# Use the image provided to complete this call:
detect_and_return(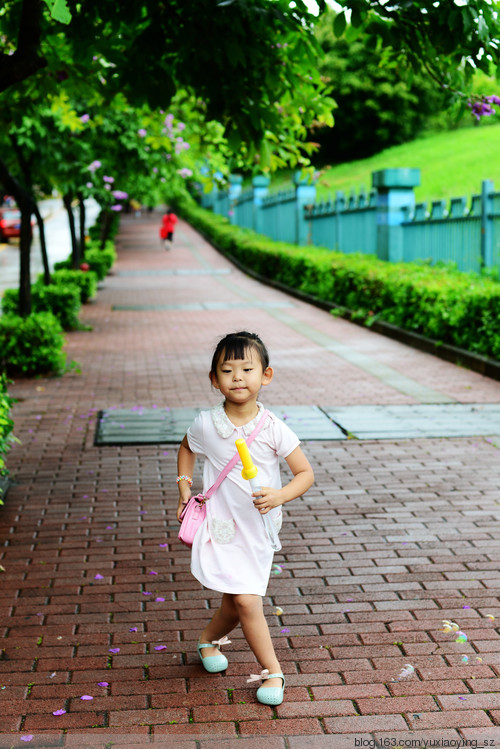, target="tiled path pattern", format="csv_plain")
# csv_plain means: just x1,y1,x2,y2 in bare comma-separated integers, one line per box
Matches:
1,212,500,747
